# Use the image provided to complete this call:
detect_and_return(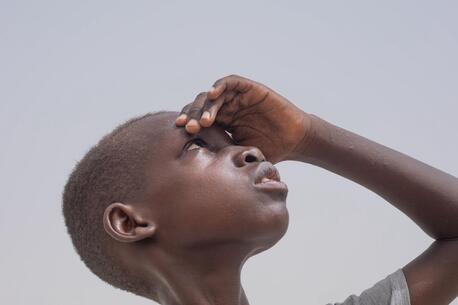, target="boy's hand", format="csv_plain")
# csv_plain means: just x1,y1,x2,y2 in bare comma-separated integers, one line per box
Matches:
175,75,313,163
